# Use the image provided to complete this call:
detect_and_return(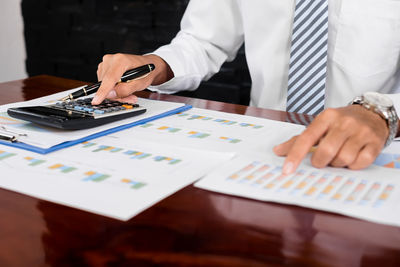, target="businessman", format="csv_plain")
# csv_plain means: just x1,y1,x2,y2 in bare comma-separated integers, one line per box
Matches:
91,0,400,174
